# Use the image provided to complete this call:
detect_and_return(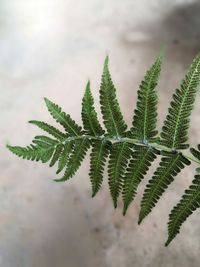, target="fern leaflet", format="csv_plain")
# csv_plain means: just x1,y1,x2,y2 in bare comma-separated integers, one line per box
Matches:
29,120,67,141
49,144,63,167
160,54,200,150
100,56,127,137
108,142,132,208
56,141,74,174
130,51,162,142
82,81,104,136
139,152,190,224
55,138,90,182
123,146,157,215
7,138,57,163
90,140,110,197
166,173,200,246
44,98,82,136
